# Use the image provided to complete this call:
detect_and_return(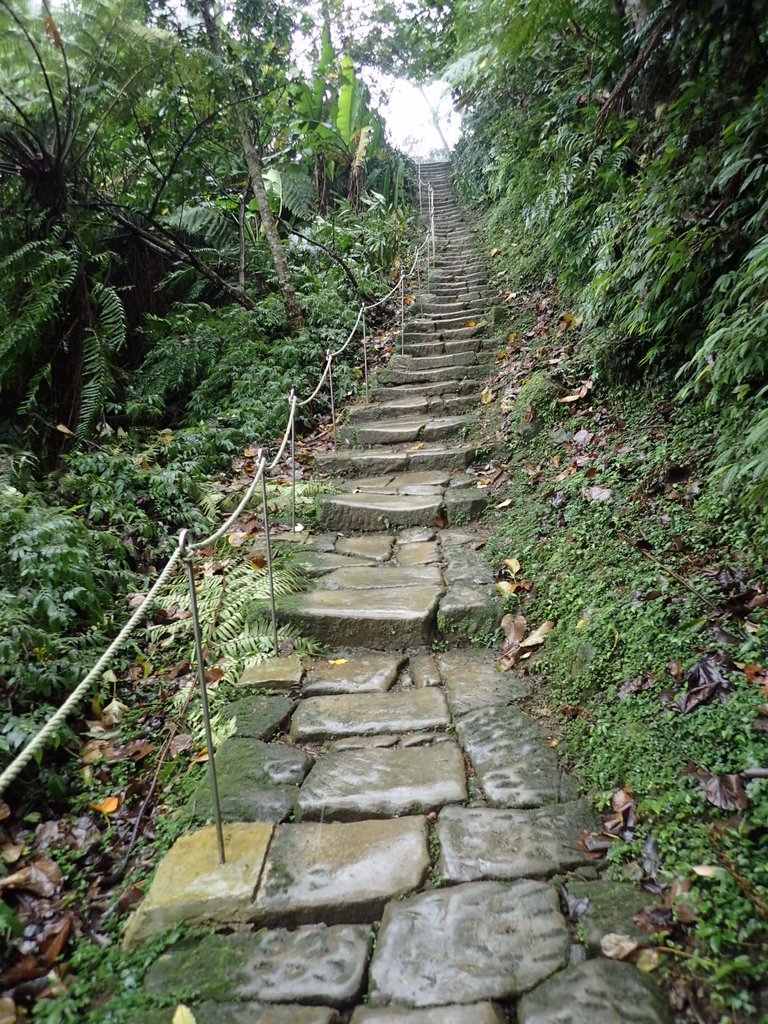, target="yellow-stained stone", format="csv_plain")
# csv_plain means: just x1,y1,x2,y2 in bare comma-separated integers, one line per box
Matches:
123,823,273,949
238,653,305,689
